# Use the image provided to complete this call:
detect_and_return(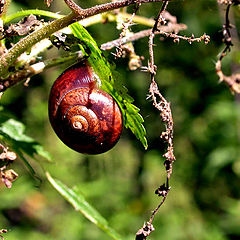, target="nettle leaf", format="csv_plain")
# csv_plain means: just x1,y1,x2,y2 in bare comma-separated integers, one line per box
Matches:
0,116,52,164
46,172,123,240
70,22,148,149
